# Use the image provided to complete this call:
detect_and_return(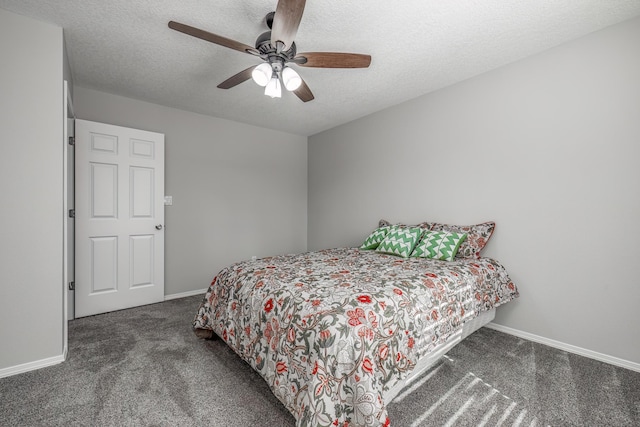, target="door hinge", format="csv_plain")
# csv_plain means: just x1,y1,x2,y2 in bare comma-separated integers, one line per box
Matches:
68,136,75,146
68,281,75,291
68,209,75,218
